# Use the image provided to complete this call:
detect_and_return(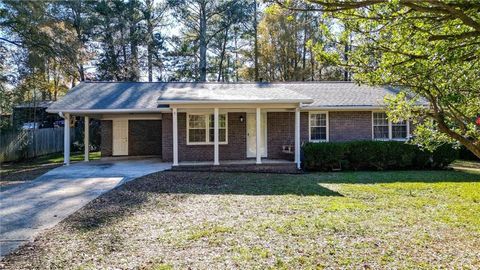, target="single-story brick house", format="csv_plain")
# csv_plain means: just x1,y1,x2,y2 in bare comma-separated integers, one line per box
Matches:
47,81,415,169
